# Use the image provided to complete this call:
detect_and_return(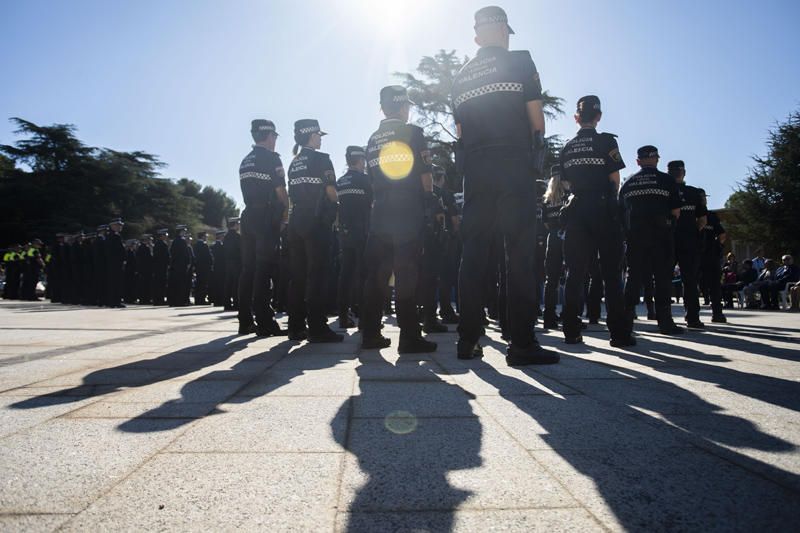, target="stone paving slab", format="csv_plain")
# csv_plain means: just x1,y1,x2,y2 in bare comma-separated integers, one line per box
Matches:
0,301,798,531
